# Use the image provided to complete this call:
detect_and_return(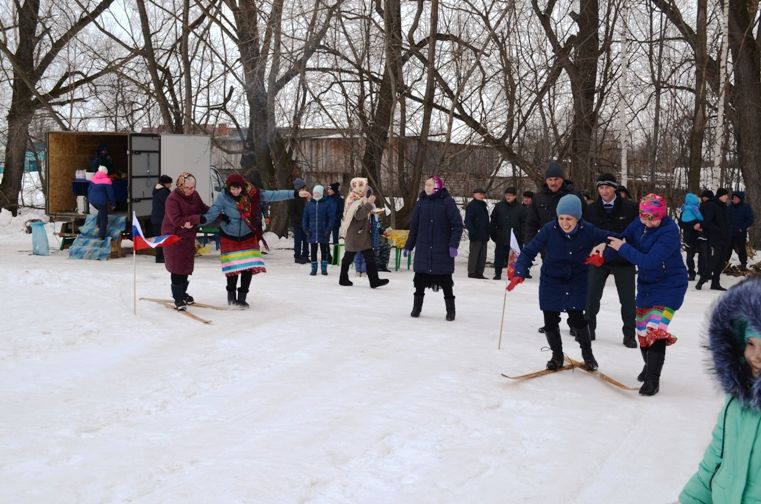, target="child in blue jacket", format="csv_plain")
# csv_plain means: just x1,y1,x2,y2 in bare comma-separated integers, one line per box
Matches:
508,194,611,371
302,185,335,275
